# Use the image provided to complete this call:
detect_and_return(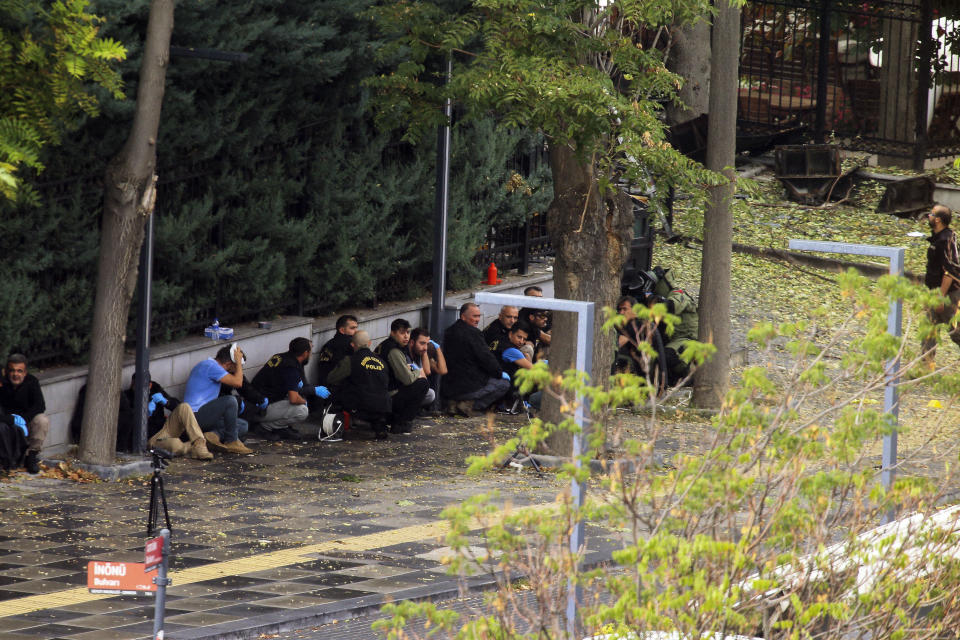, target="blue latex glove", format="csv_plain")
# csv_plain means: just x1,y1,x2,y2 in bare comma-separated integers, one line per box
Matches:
257,397,269,411
541,359,549,365
148,401,156,416
409,362,421,371
11,414,27,437
501,371,511,381
428,339,440,350
239,400,246,414
314,386,330,399
297,380,303,390
151,392,166,405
